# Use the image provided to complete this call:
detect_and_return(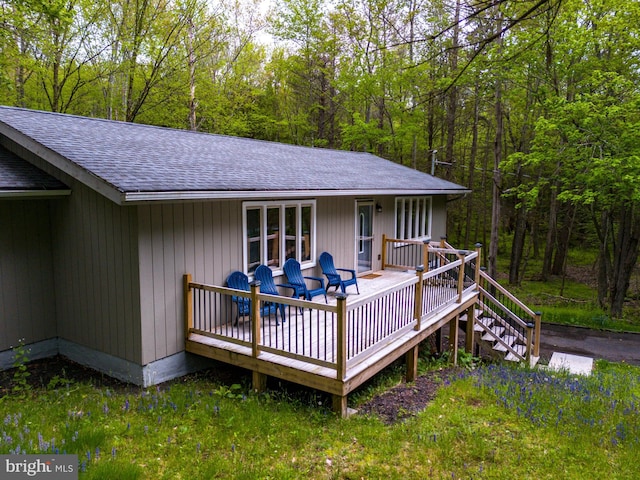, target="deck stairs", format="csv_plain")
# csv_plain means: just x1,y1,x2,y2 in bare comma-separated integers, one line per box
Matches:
459,271,540,367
